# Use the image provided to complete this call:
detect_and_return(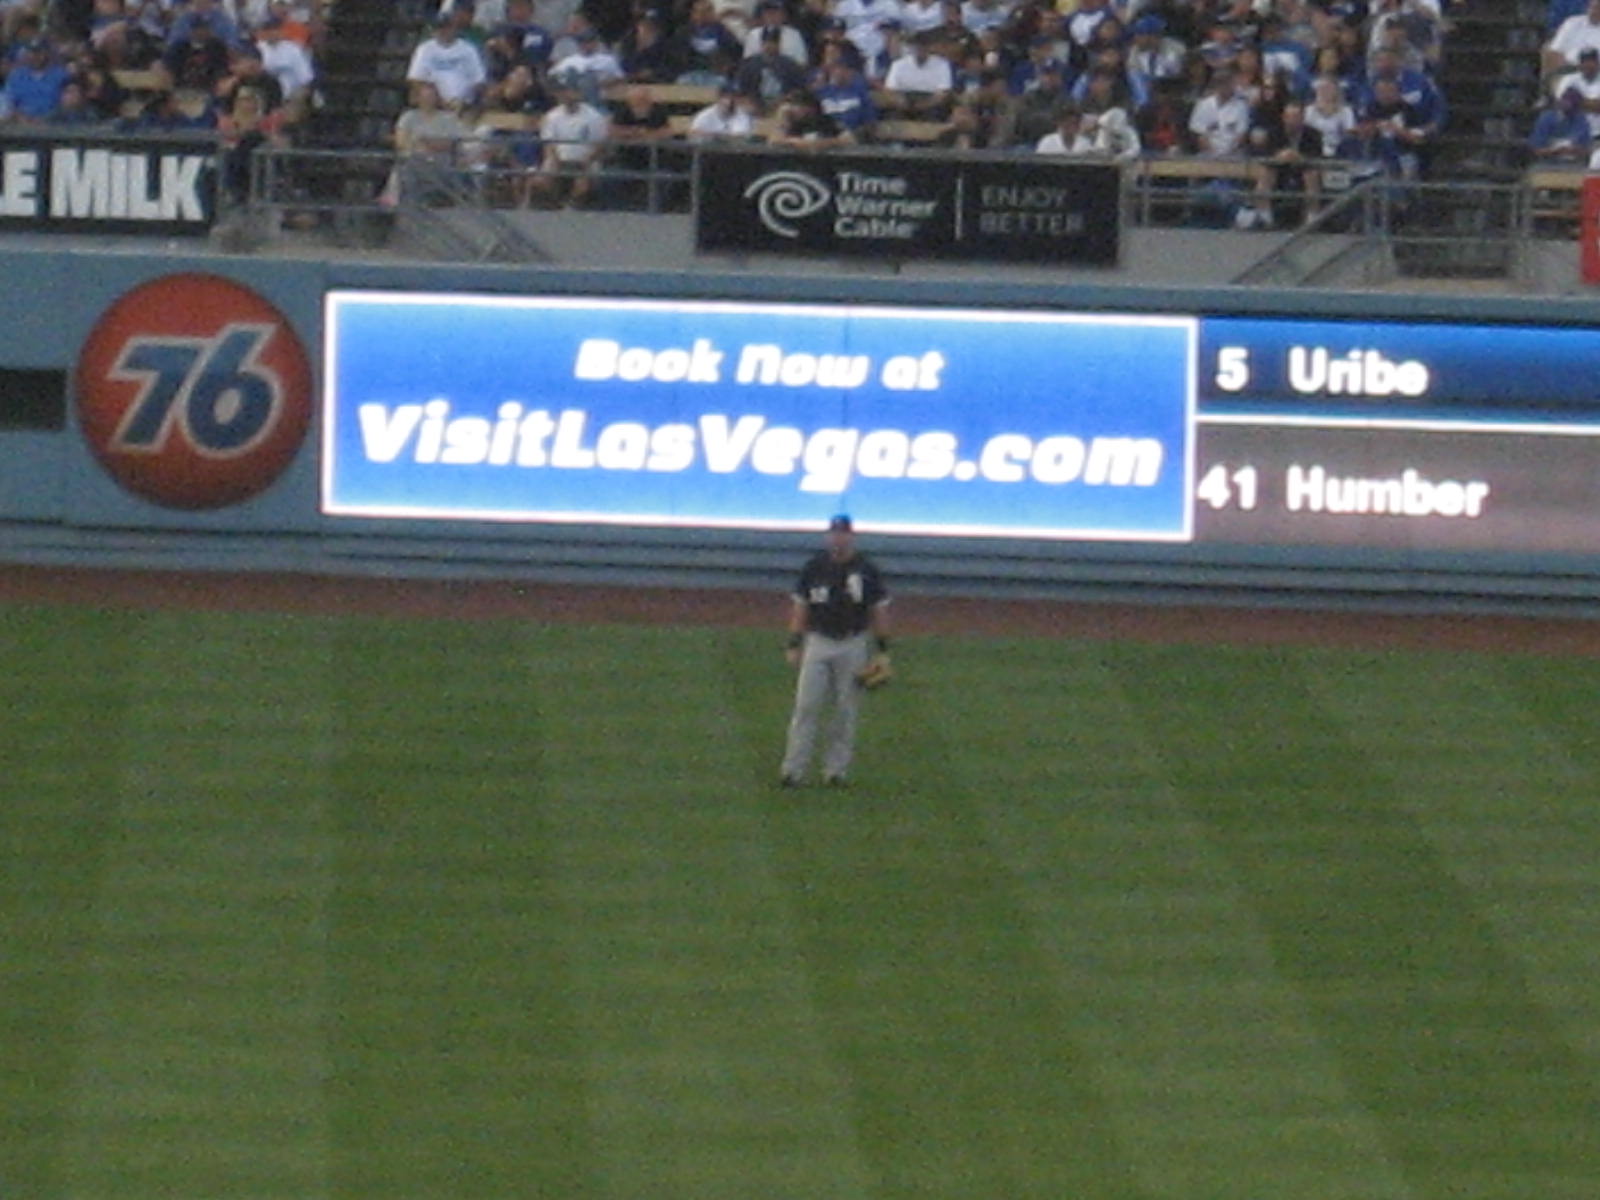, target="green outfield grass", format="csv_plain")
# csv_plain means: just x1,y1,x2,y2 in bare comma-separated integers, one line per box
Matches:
3,602,1599,1200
